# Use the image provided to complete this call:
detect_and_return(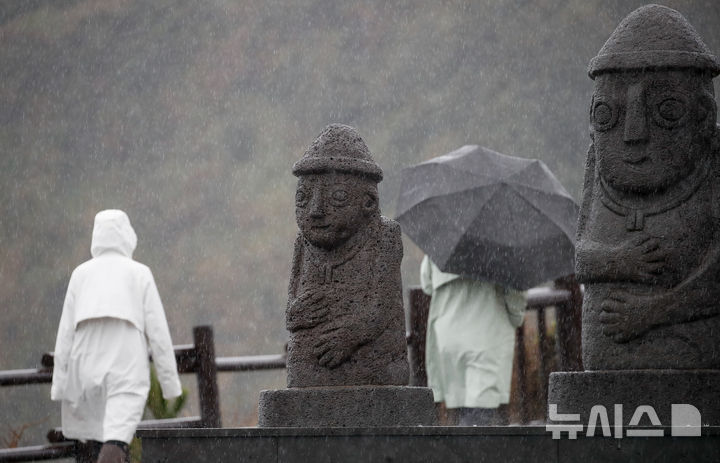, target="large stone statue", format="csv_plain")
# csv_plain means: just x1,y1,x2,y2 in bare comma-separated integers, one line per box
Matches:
576,4,720,370
286,123,409,386
549,4,720,427
258,124,434,427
